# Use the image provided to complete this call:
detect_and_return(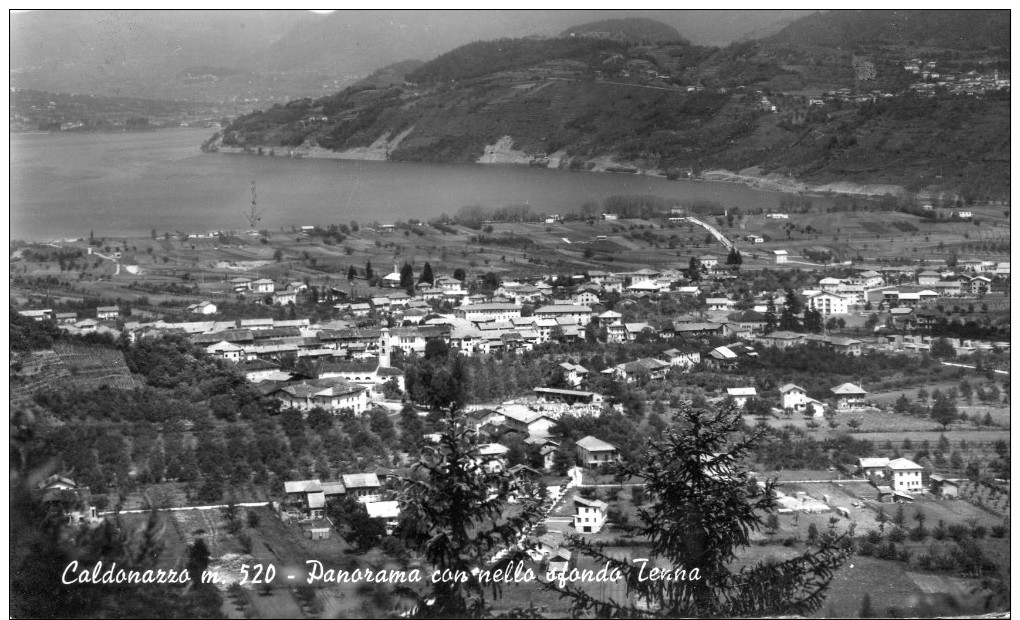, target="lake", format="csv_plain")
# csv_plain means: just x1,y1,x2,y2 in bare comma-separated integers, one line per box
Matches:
12,128,819,241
